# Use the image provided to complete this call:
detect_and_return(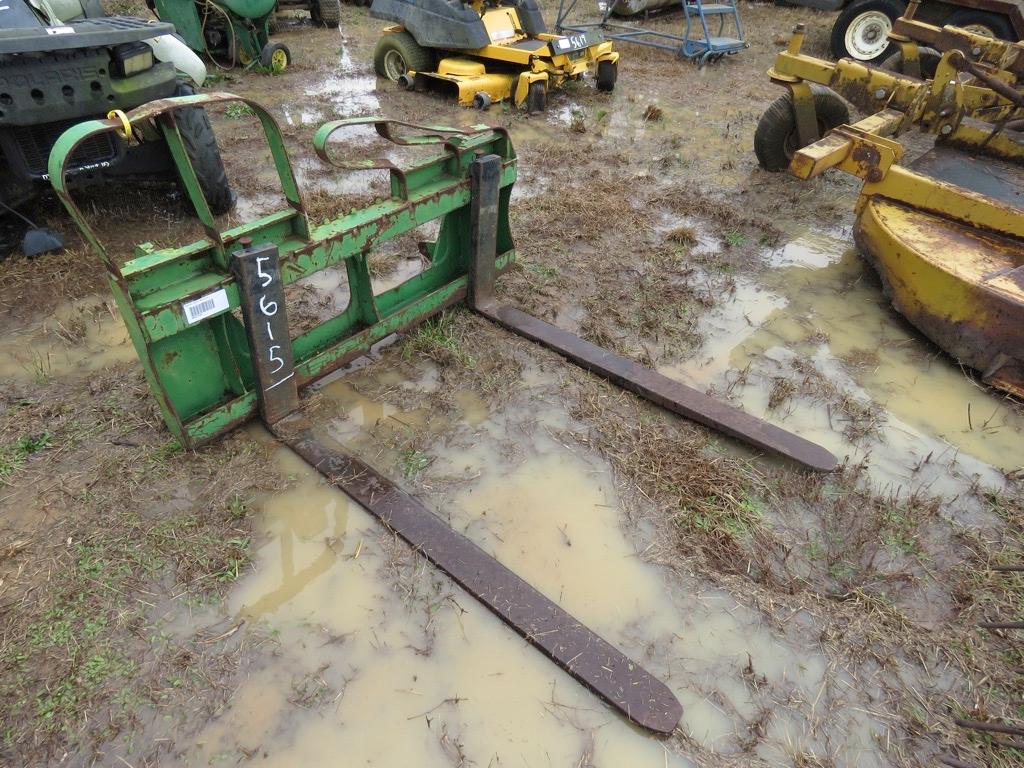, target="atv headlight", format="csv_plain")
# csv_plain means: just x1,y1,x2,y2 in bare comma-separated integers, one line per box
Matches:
112,42,155,77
